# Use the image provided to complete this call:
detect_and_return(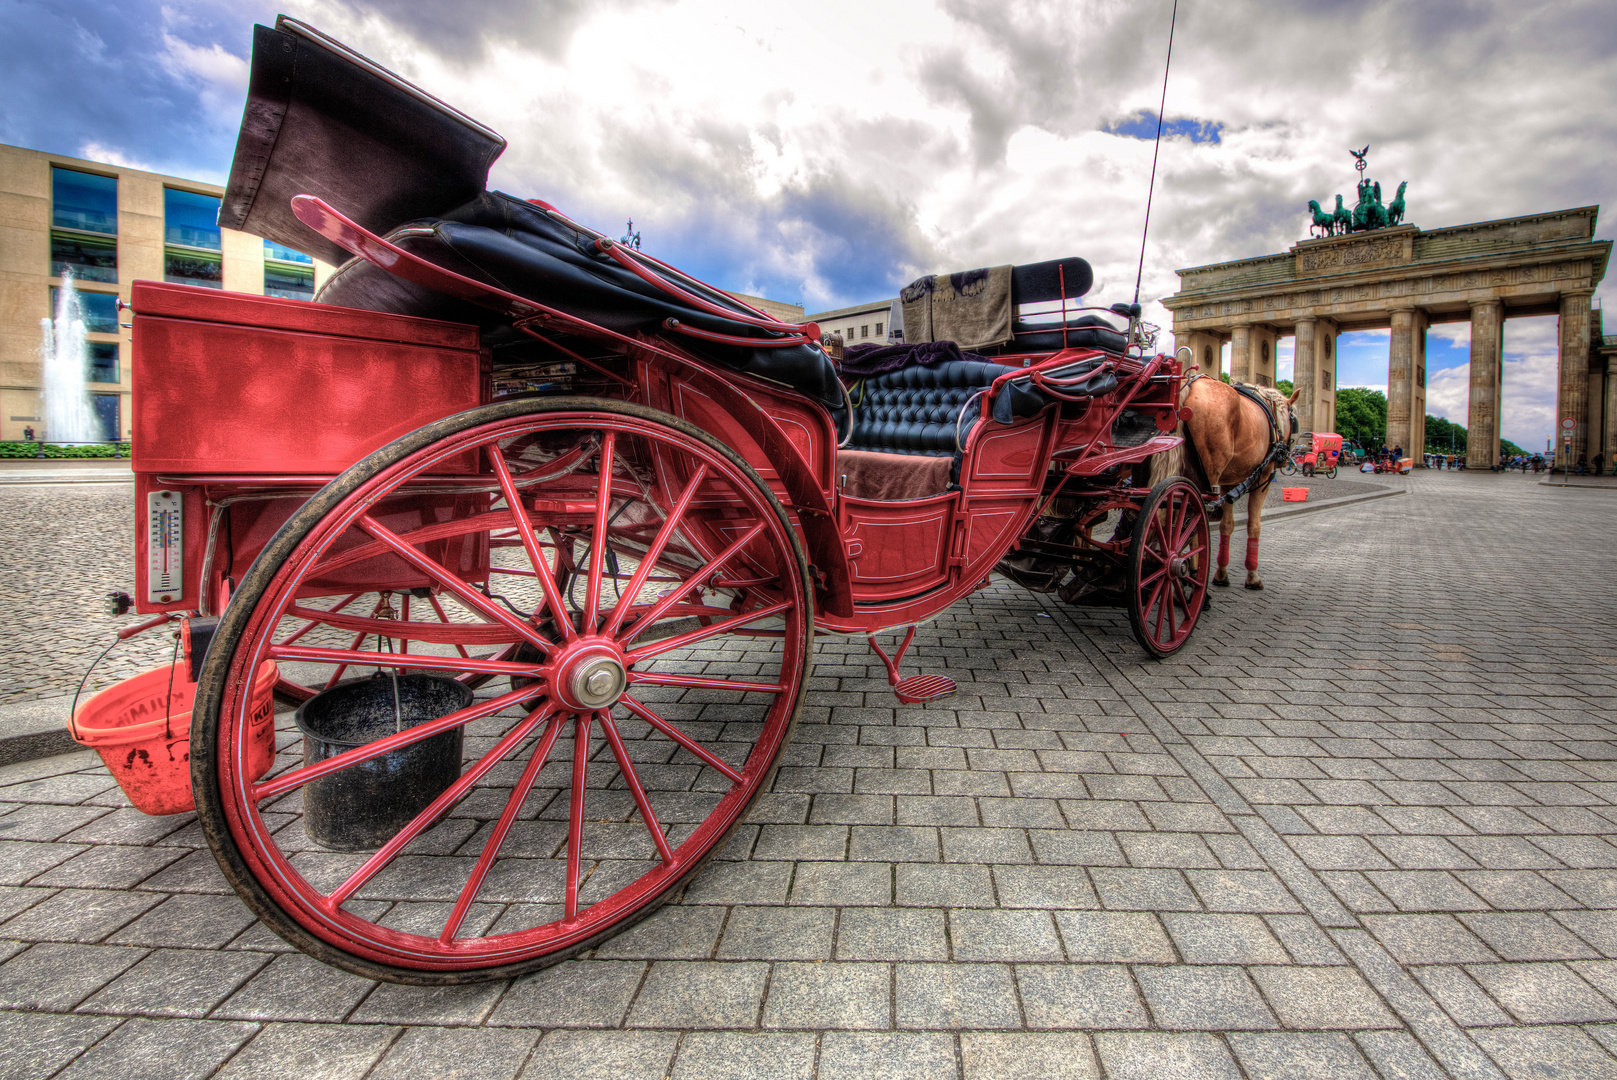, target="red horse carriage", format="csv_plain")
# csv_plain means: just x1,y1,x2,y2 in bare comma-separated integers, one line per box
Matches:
116,19,1210,982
